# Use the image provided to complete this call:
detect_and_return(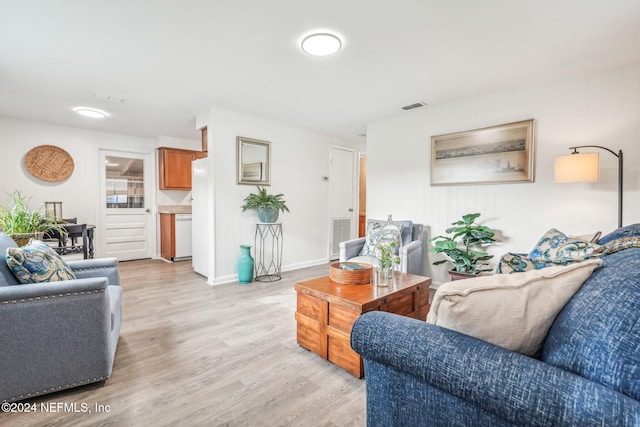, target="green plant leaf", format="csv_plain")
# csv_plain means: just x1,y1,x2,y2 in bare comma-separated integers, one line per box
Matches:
0,191,63,235
462,213,481,224
240,186,290,214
